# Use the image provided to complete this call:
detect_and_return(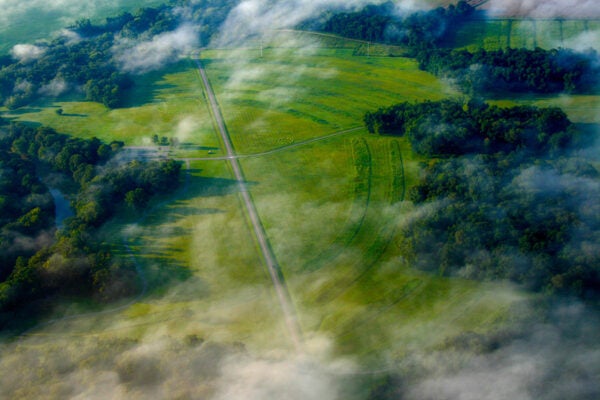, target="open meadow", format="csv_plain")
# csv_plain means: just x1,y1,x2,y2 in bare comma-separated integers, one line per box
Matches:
3,27,593,396
199,38,534,362
452,18,600,50
2,60,221,151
